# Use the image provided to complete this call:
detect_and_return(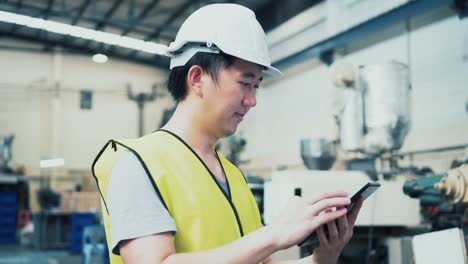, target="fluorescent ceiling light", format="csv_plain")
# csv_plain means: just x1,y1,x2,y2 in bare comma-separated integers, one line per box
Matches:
40,158,65,168
0,10,171,56
92,53,108,63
